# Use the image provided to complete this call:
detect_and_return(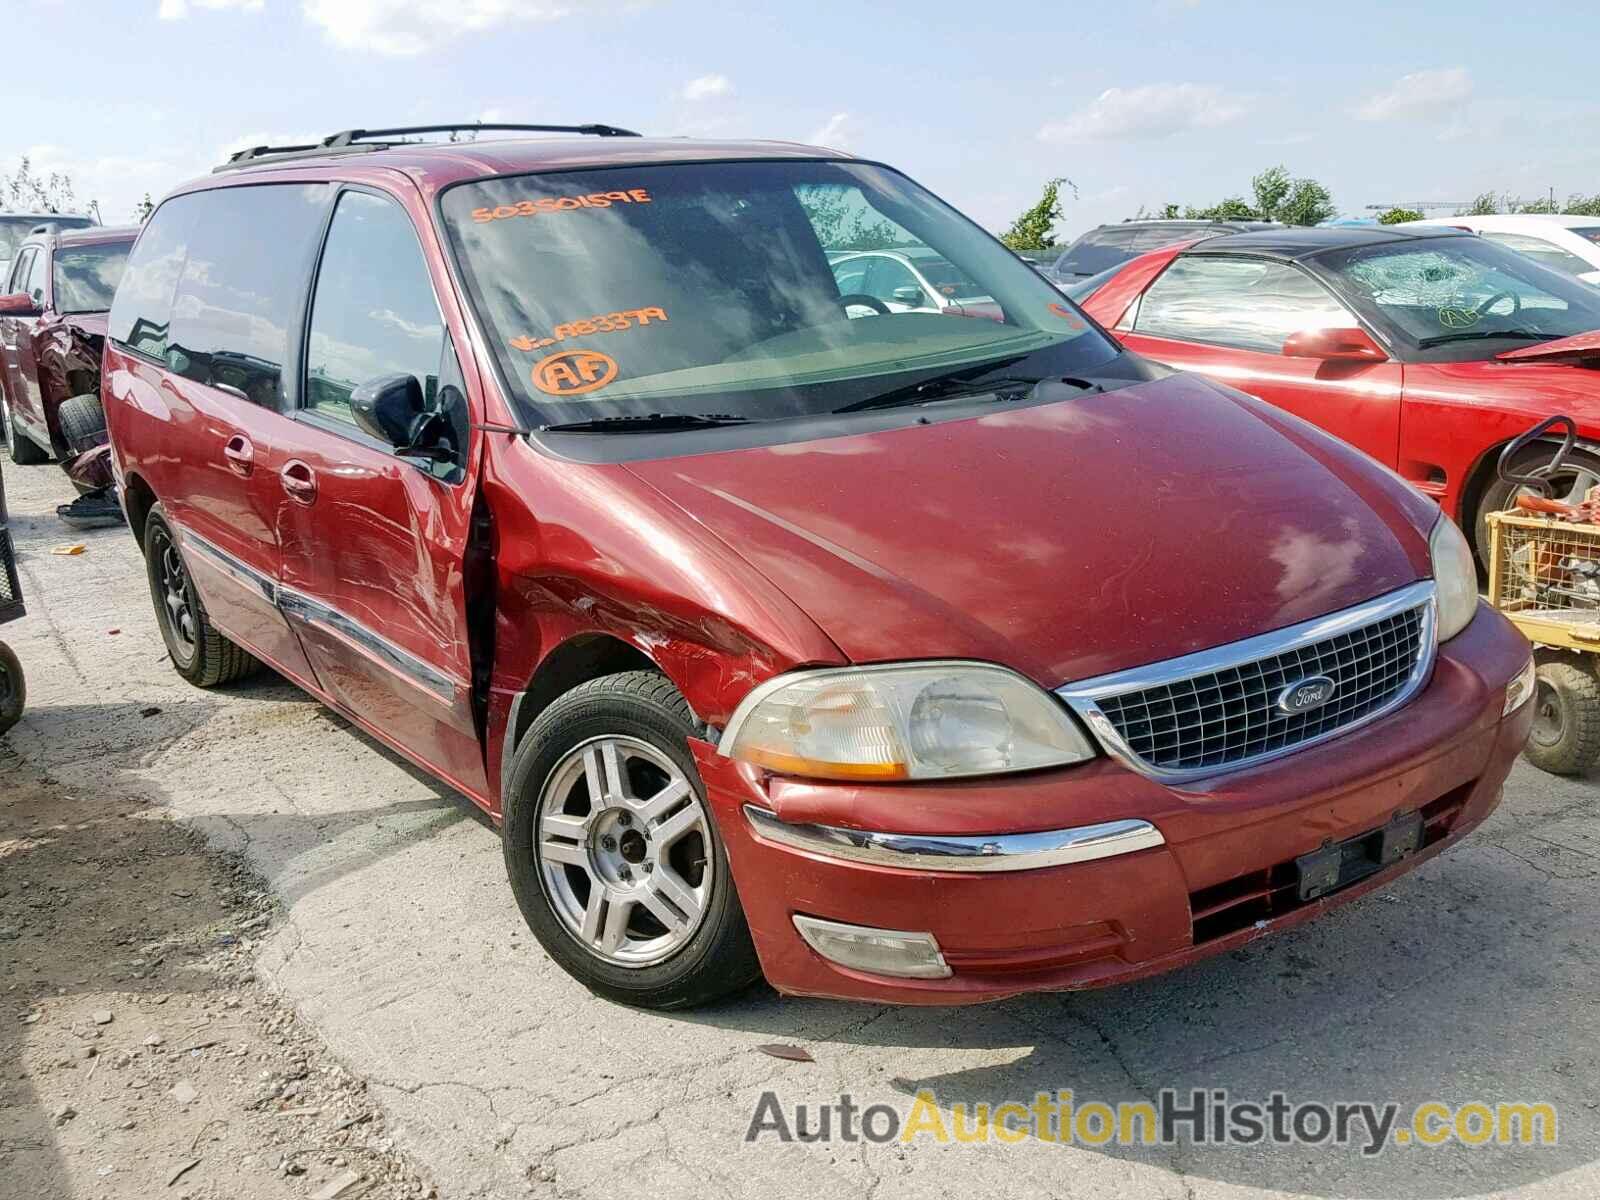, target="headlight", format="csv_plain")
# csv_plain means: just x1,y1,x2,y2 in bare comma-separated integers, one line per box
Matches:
1430,515,1479,642
719,662,1096,781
